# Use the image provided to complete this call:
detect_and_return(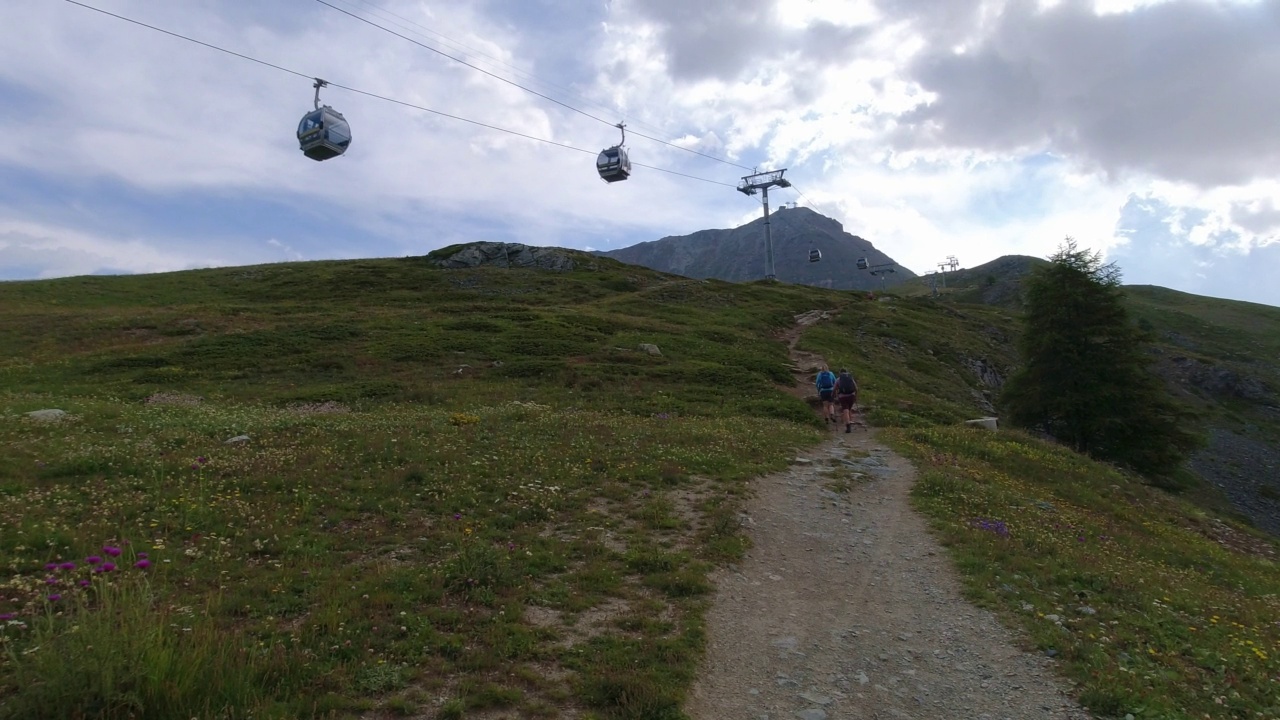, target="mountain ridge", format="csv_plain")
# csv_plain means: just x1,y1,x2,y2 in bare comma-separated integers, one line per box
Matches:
600,206,917,290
